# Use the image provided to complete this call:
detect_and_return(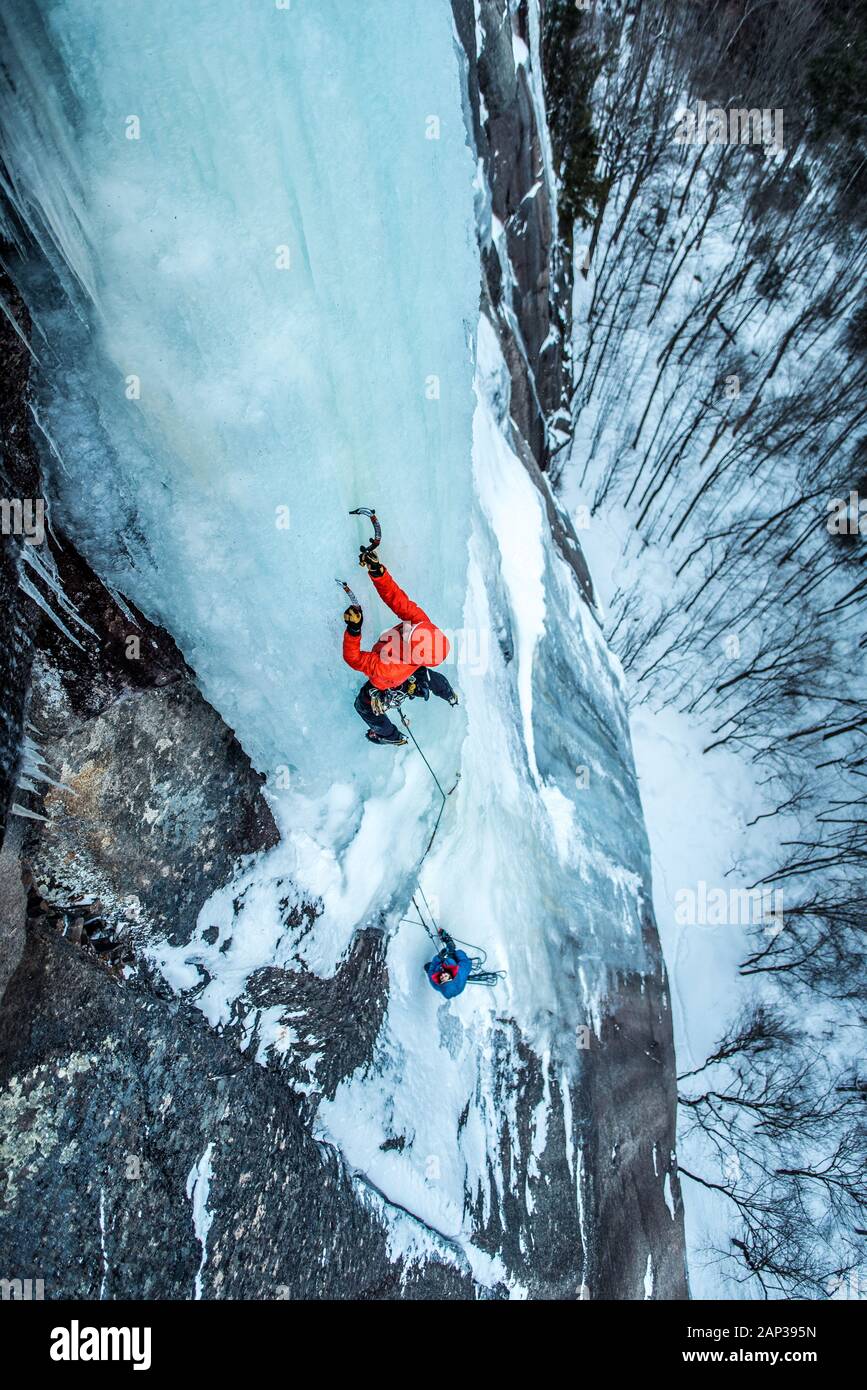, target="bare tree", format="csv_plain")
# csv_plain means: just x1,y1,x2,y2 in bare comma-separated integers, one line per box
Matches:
678,1005,867,1297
